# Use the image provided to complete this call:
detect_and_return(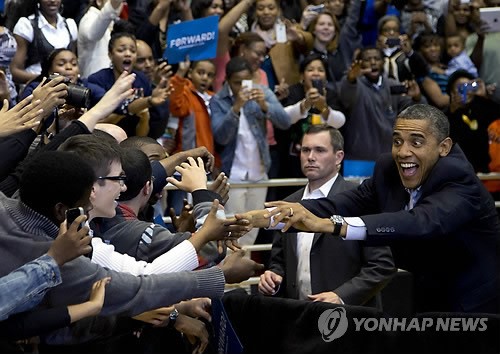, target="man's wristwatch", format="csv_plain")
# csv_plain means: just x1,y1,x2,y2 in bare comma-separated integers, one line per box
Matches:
167,308,179,329
330,215,344,236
